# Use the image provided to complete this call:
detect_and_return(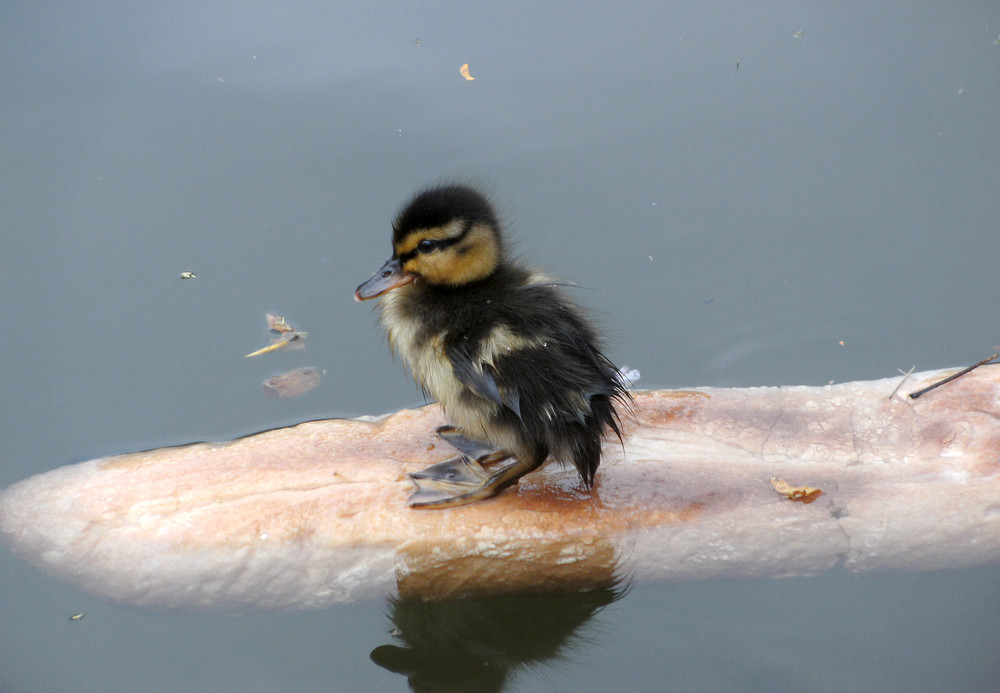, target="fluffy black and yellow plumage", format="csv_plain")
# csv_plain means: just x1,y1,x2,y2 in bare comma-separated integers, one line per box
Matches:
355,184,631,508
